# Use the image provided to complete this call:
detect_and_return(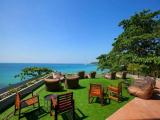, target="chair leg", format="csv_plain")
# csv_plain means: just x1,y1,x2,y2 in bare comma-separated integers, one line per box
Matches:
73,109,75,120
50,104,52,116
88,96,91,103
73,102,75,120
119,94,122,102
54,110,58,120
14,107,17,115
14,110,16,115
18,108,21,120
37,96,40,111
38,100,40,109
108,98,111,104
89,96,94,104
100,97,104,105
